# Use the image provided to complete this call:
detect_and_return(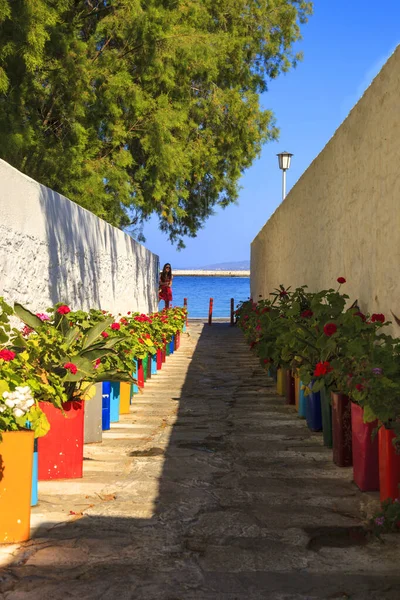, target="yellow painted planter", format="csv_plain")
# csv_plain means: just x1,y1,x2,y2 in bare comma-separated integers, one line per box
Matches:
119,382,131,415
276,368,285,396
0,430,34,543
294,375,300,410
